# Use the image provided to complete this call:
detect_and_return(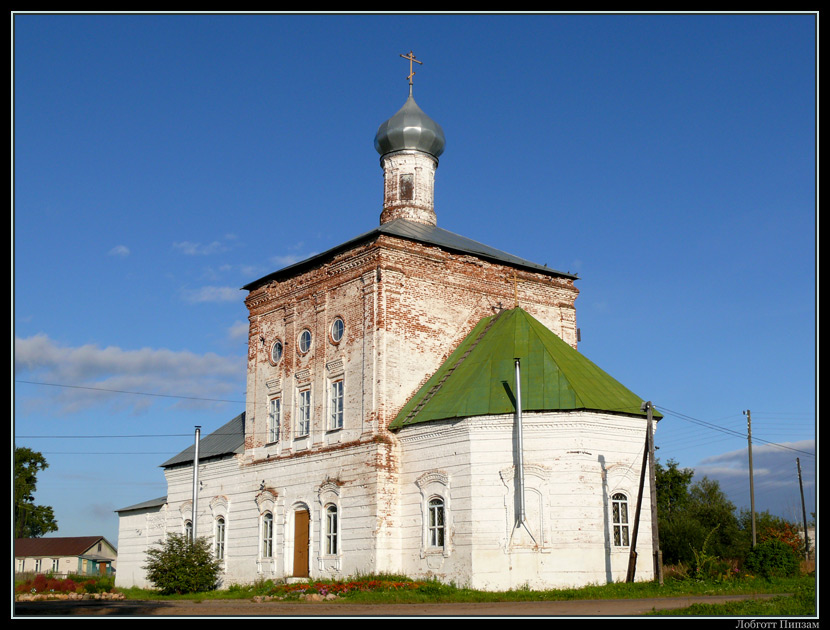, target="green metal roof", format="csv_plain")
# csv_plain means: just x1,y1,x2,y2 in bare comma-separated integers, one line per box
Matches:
390,307,660,429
